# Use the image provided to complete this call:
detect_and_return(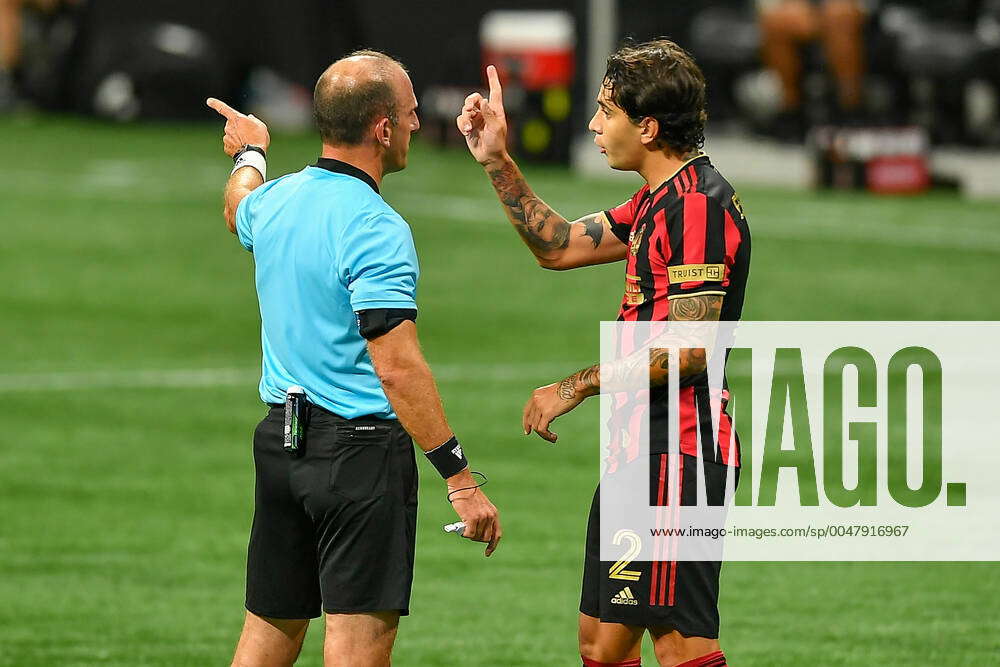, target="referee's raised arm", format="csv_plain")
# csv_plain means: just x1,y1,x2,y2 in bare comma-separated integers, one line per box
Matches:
206,97,270,233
